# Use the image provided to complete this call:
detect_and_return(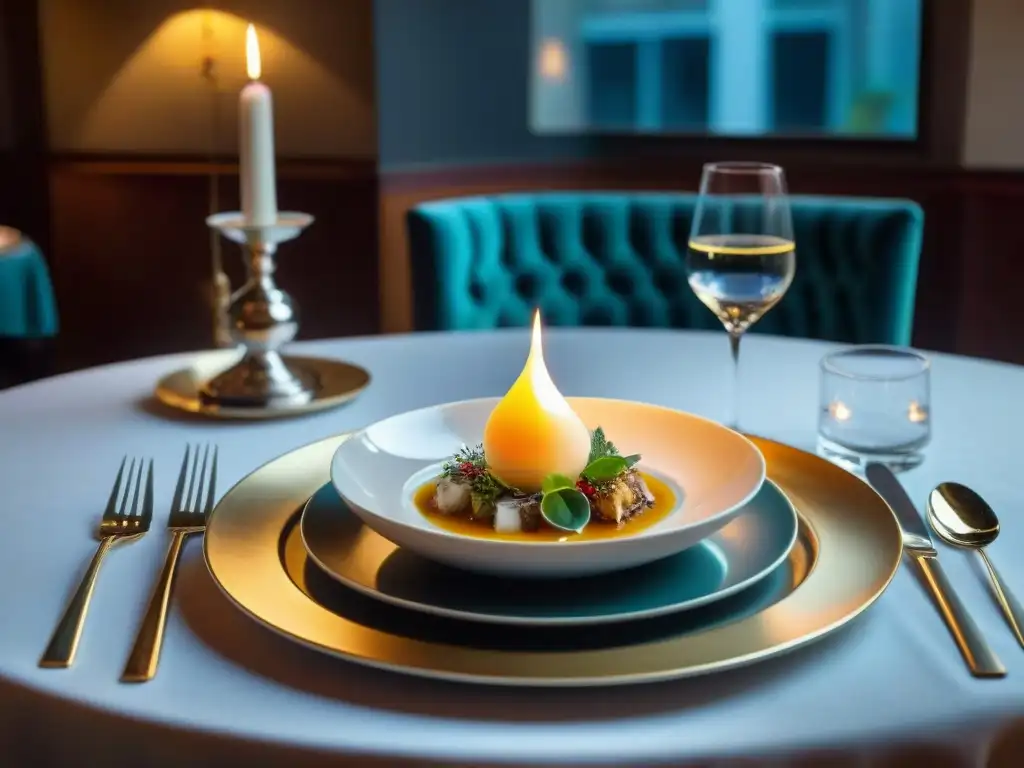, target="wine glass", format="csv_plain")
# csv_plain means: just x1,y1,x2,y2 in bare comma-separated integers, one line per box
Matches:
686,162,796,430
